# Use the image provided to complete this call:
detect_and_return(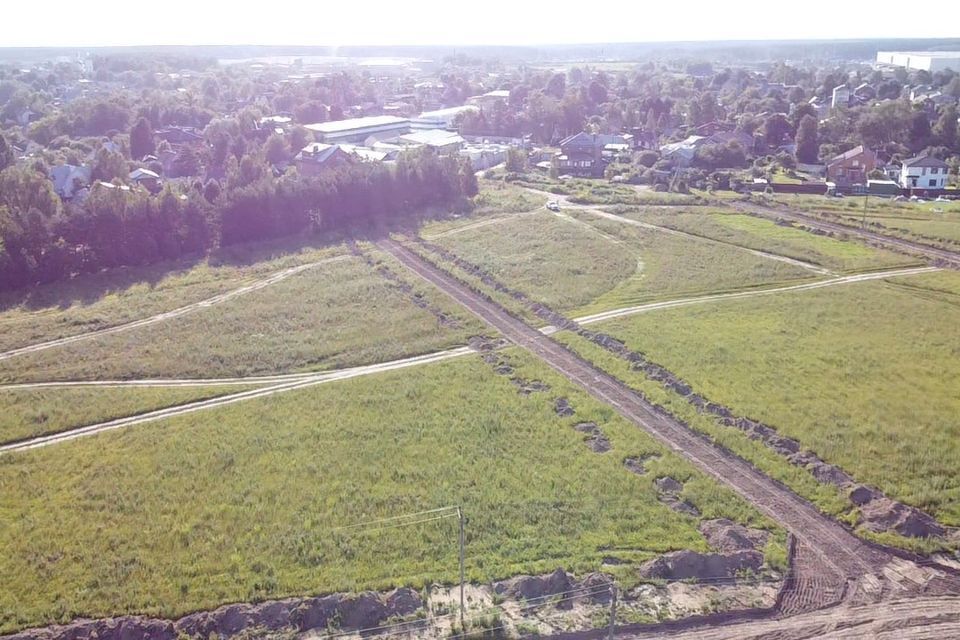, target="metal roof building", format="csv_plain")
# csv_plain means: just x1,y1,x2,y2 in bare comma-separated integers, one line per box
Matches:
305,116,411,143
